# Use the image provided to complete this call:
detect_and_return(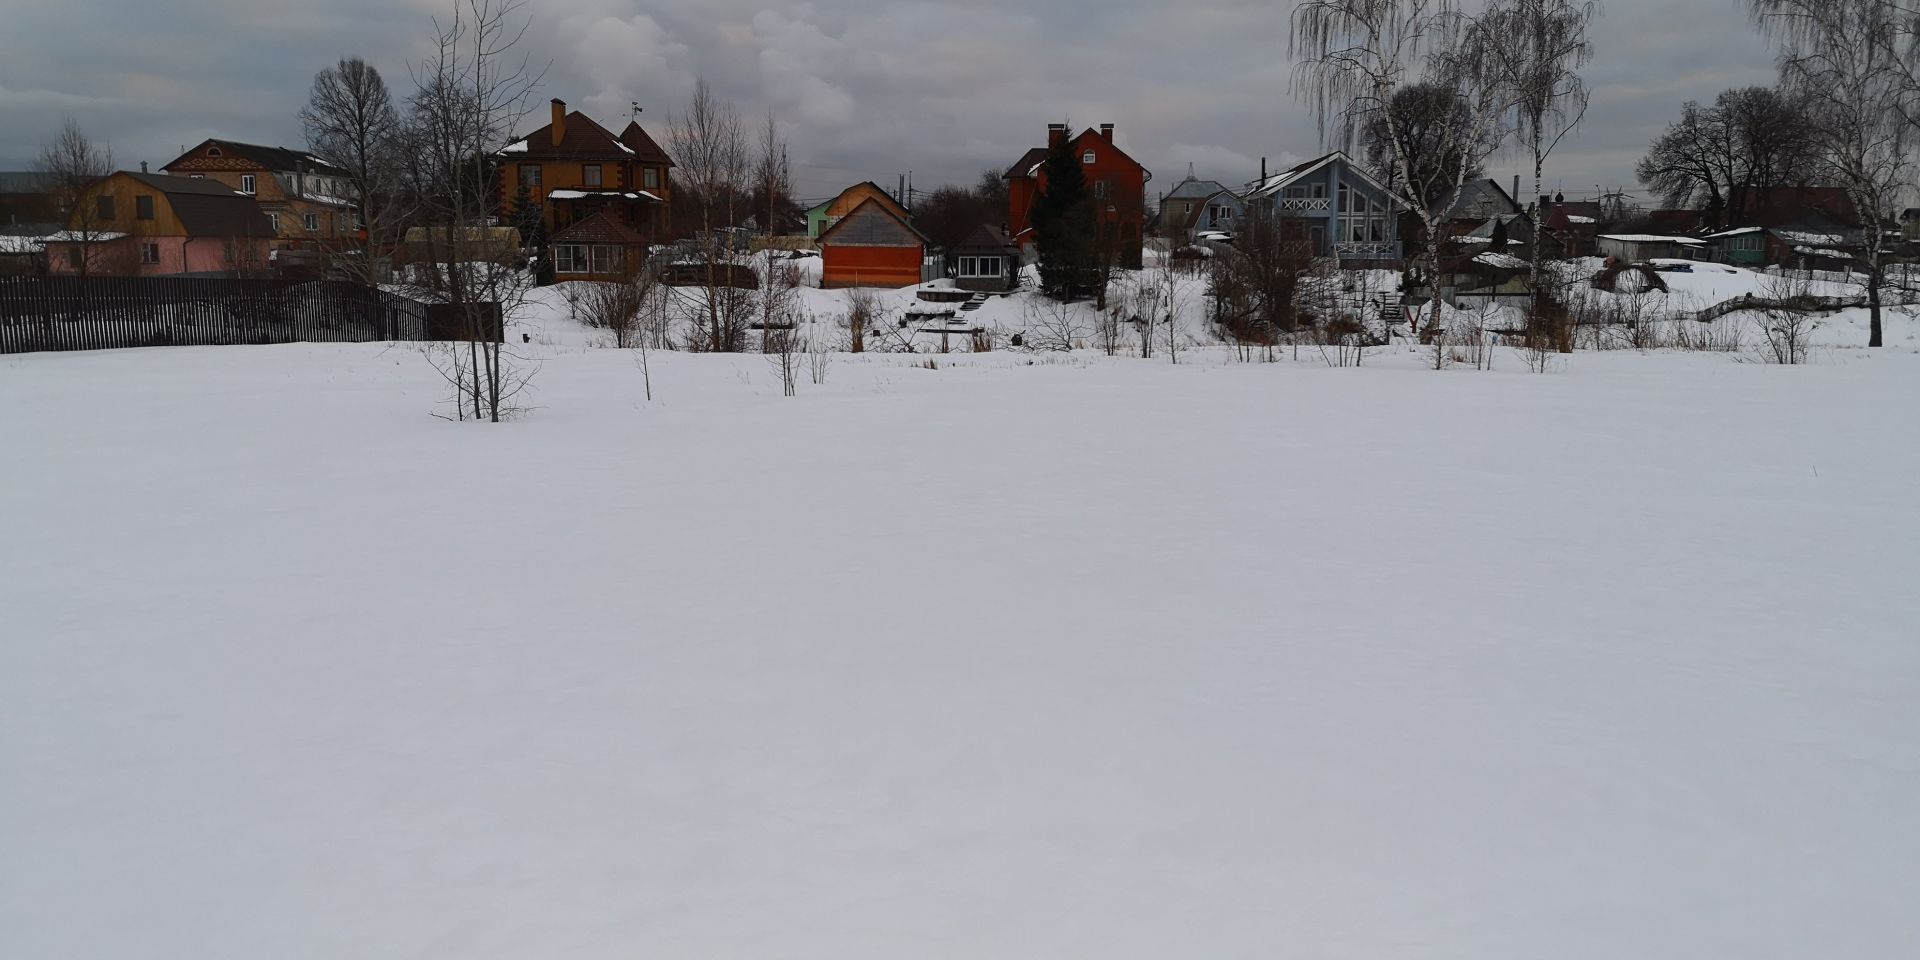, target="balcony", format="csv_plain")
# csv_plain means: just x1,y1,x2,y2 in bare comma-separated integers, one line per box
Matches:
1333,240,1401,260
1276,196,1331,212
